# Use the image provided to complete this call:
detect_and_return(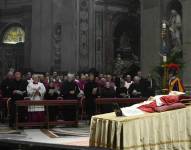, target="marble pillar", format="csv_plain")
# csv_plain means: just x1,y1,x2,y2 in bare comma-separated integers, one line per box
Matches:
182,0,191,86
31,0,52,72
141,0,161,76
